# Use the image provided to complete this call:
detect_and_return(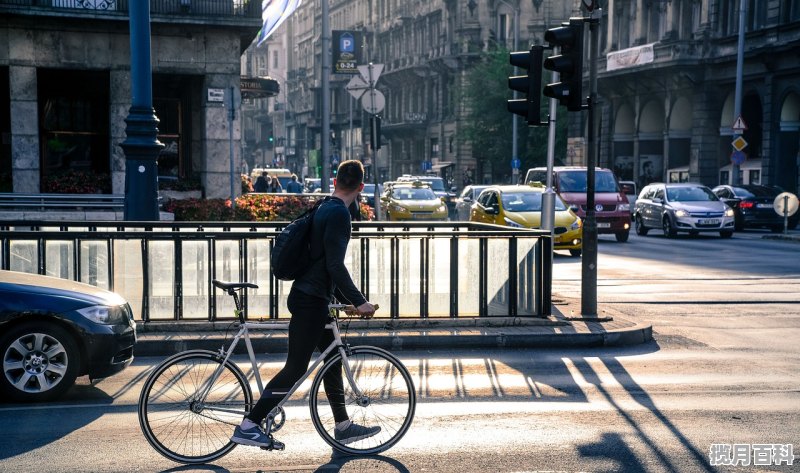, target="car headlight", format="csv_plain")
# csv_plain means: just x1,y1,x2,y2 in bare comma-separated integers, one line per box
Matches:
569,204,580,213
570,218,582,231
618,203,630,212
390,203,405,213
725,208,735,217
437,204,447,212
674,209,689,217
504,217,524,228
77,305,128,325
